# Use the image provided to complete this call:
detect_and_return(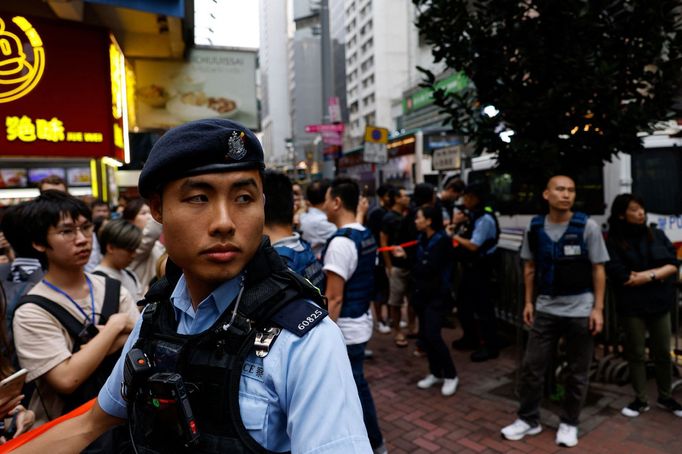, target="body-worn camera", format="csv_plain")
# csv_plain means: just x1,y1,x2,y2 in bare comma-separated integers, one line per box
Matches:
147,372,200,446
